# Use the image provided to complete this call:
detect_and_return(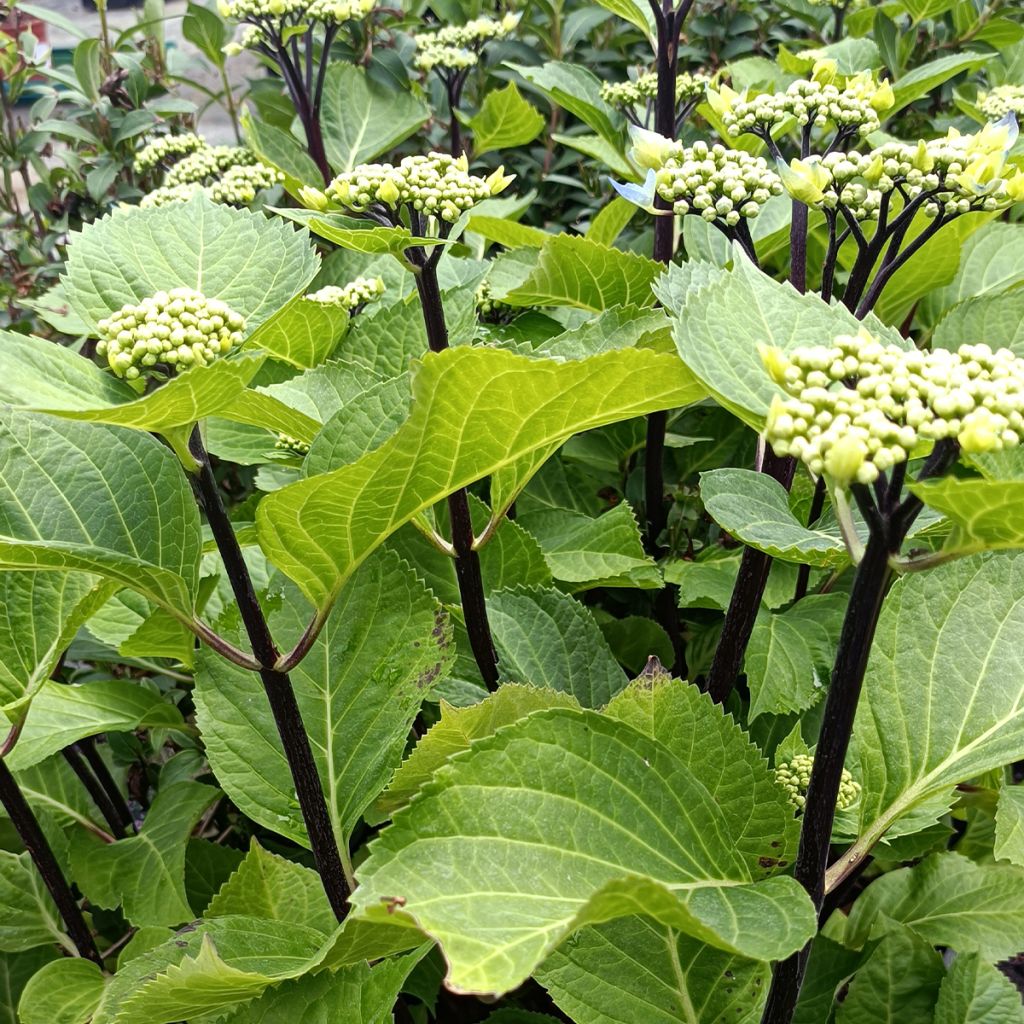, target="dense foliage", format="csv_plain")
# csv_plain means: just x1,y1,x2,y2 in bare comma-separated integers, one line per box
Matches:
3,0,1024,1021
